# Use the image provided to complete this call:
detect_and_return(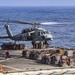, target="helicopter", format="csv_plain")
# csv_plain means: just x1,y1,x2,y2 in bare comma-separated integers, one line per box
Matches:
0,20,53,46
